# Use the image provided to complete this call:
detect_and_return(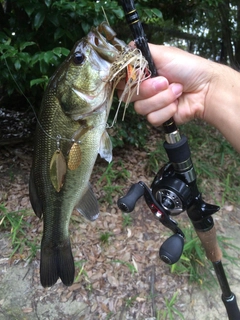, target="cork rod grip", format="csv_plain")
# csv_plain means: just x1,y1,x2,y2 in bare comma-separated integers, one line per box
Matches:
195,226,222,262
